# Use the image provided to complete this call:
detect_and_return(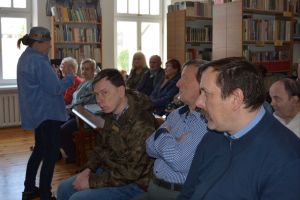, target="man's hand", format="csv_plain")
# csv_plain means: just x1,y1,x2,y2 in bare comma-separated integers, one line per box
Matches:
176,132,189,142
72,168,91,191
